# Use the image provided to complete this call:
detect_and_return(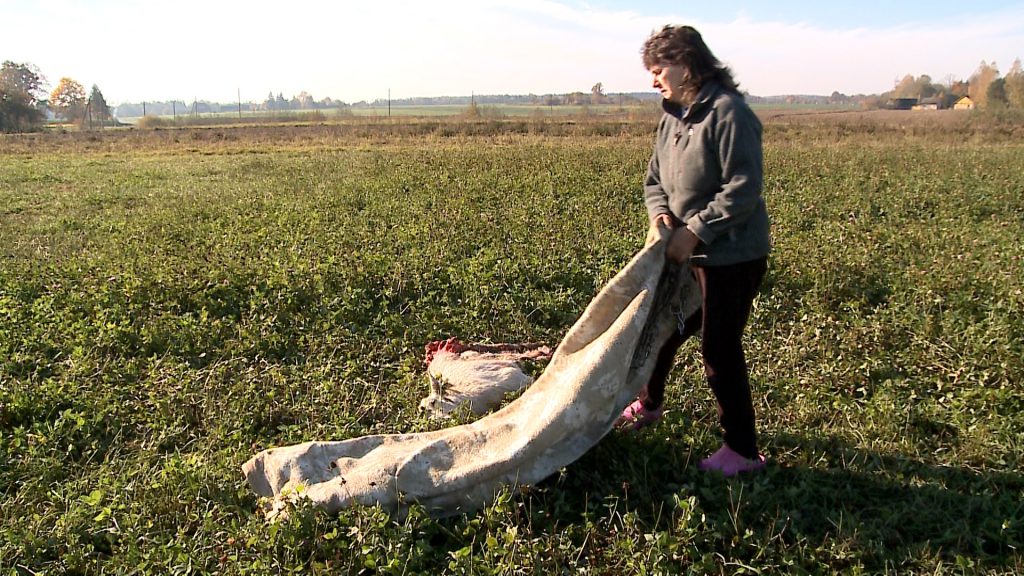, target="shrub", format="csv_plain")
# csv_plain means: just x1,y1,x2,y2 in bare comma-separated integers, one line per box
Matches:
135,115,173,129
